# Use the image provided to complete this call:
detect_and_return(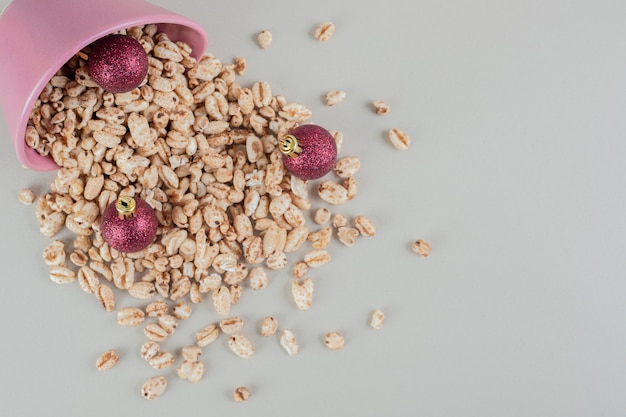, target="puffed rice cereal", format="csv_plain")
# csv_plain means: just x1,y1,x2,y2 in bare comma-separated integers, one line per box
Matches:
314,22,335,41
19,20,399,400
257,30,273,49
